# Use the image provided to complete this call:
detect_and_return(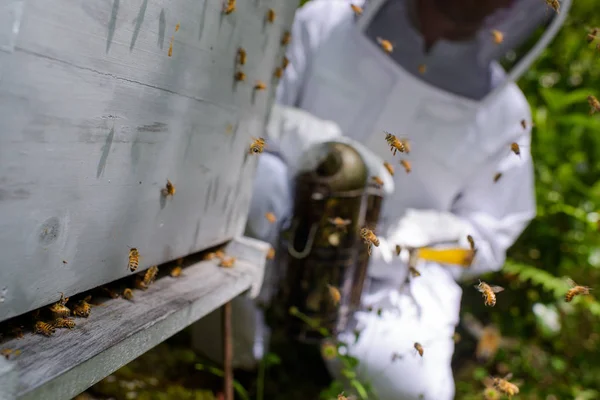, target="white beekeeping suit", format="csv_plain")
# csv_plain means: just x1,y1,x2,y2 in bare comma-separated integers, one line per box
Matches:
244,0,571,399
